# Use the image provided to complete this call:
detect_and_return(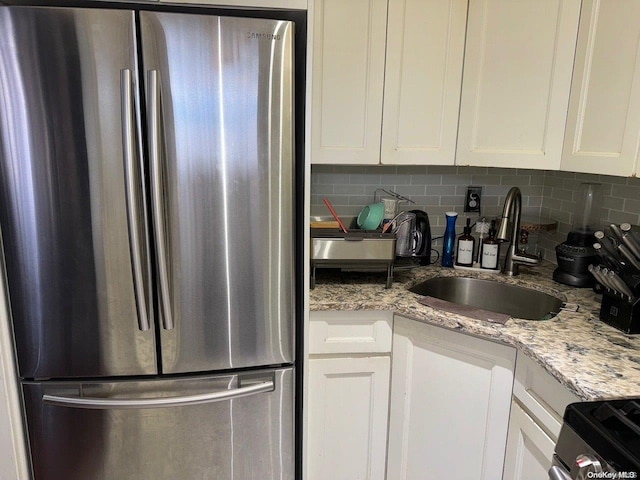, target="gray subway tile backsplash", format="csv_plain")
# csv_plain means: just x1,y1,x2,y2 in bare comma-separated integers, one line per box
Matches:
311,165,640,263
